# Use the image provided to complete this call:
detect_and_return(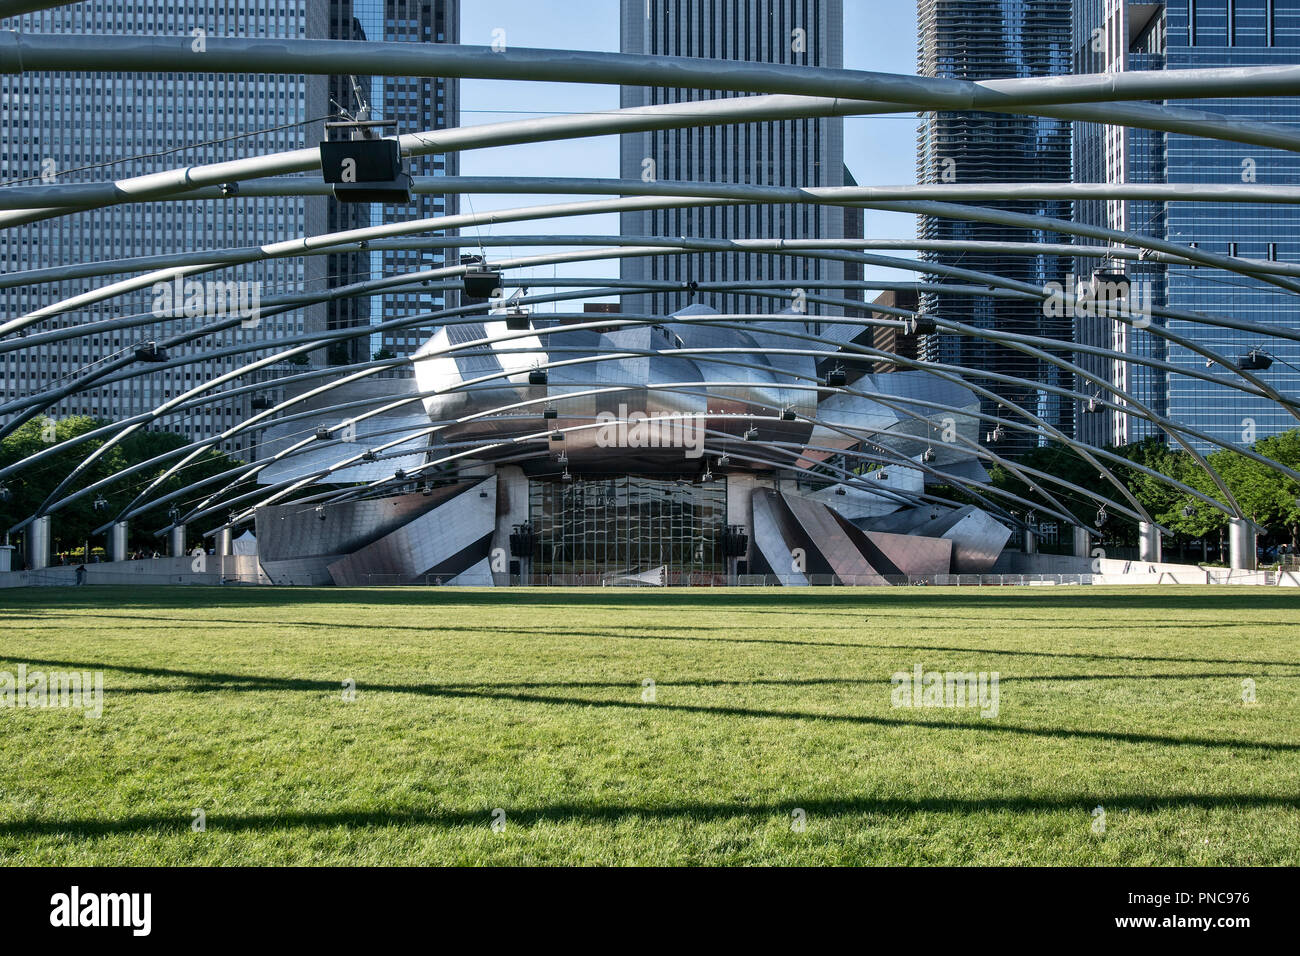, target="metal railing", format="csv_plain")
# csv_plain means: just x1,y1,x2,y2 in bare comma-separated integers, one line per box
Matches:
349,570,1296,588
5,565,1293,589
